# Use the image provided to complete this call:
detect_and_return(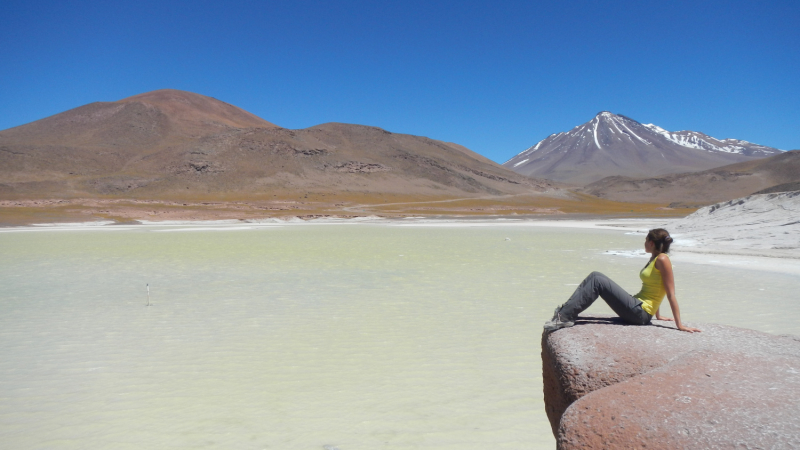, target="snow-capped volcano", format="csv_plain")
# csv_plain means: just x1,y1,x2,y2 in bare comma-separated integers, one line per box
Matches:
503,112,782,185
